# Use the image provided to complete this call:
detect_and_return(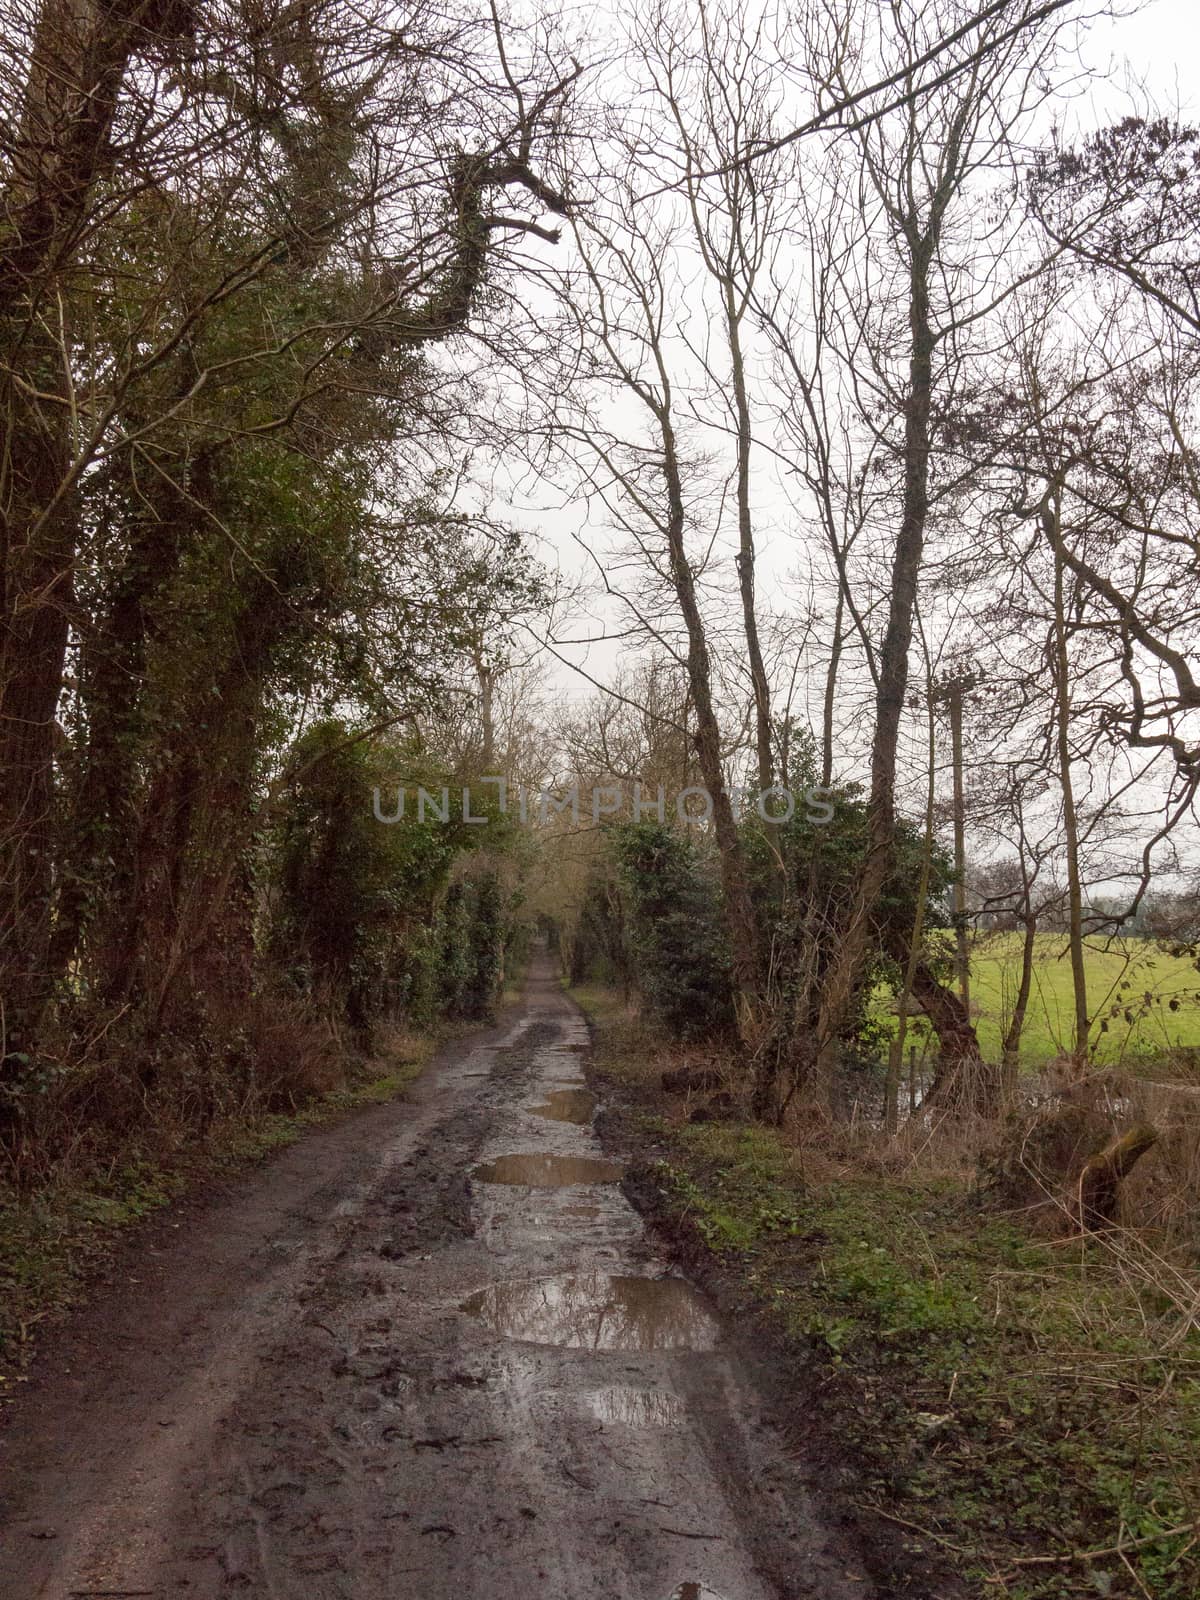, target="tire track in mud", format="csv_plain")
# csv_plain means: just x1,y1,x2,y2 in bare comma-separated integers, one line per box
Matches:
0,965,872,1600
